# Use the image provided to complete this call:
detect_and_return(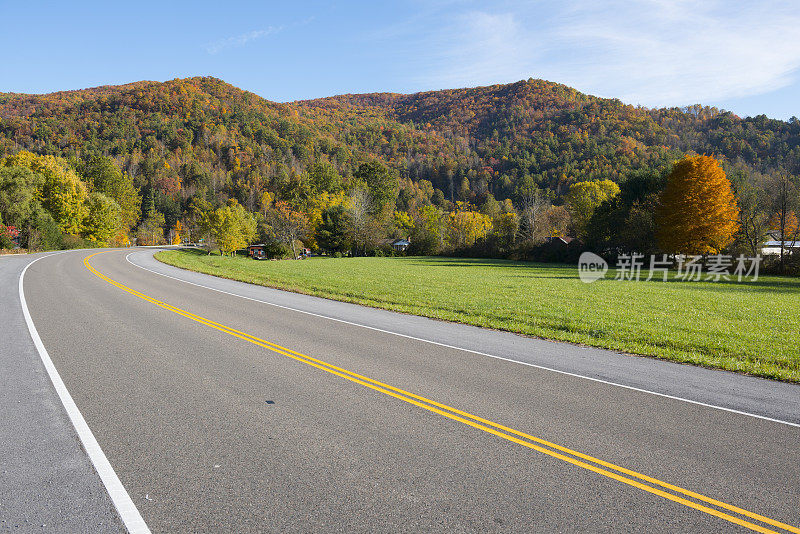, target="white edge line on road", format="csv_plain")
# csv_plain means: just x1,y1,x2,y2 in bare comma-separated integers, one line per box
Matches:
21,252,151,534
126,251,800,429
